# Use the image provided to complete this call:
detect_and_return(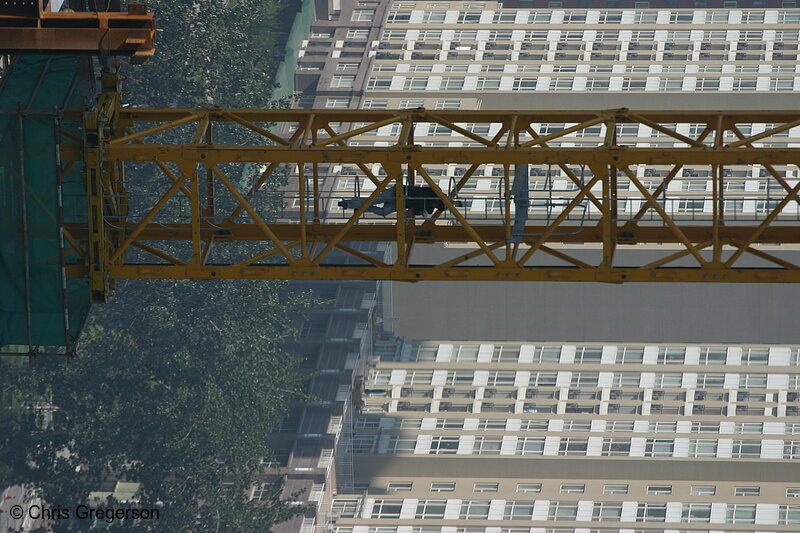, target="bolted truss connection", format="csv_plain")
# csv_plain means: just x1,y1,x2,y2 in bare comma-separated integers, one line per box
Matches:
58,82,800,301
